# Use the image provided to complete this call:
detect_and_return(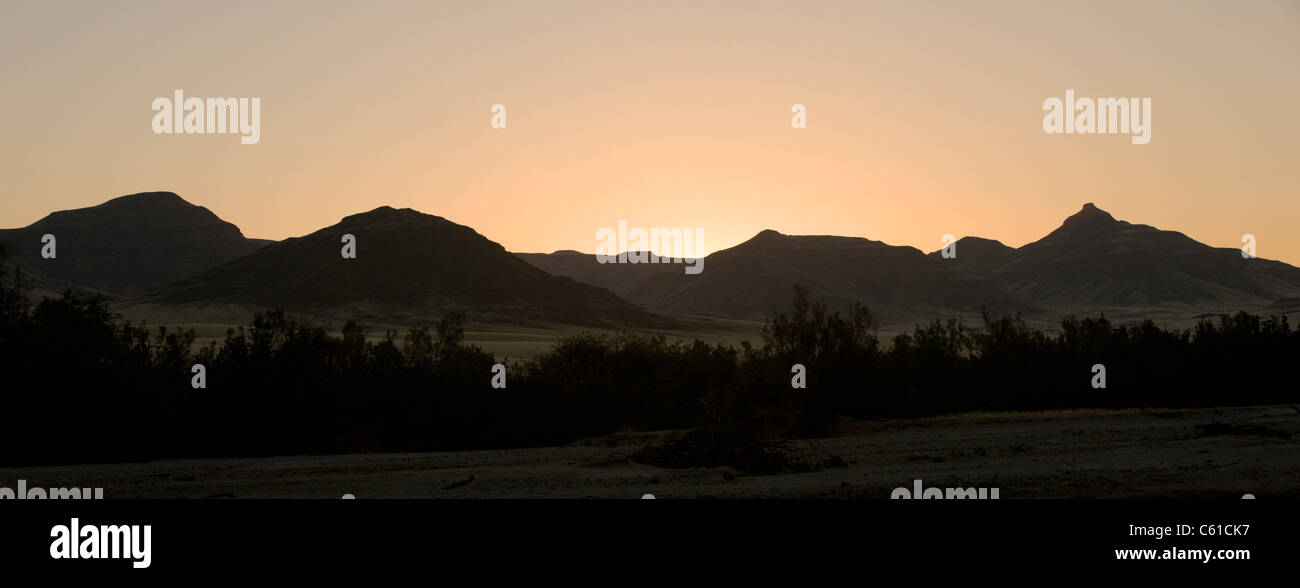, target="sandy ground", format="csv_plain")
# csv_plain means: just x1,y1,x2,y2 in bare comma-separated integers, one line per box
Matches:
3,405,1296,499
